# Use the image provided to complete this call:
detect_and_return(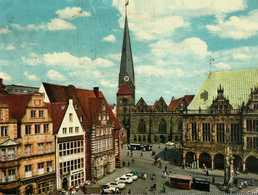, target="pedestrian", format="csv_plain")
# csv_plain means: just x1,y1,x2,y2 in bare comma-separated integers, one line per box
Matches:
127,151,129,156
131,158,135,164
127,161,130,166
128,189,131,194
140,152,143,157
122,161,125,167
165,165,167,173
